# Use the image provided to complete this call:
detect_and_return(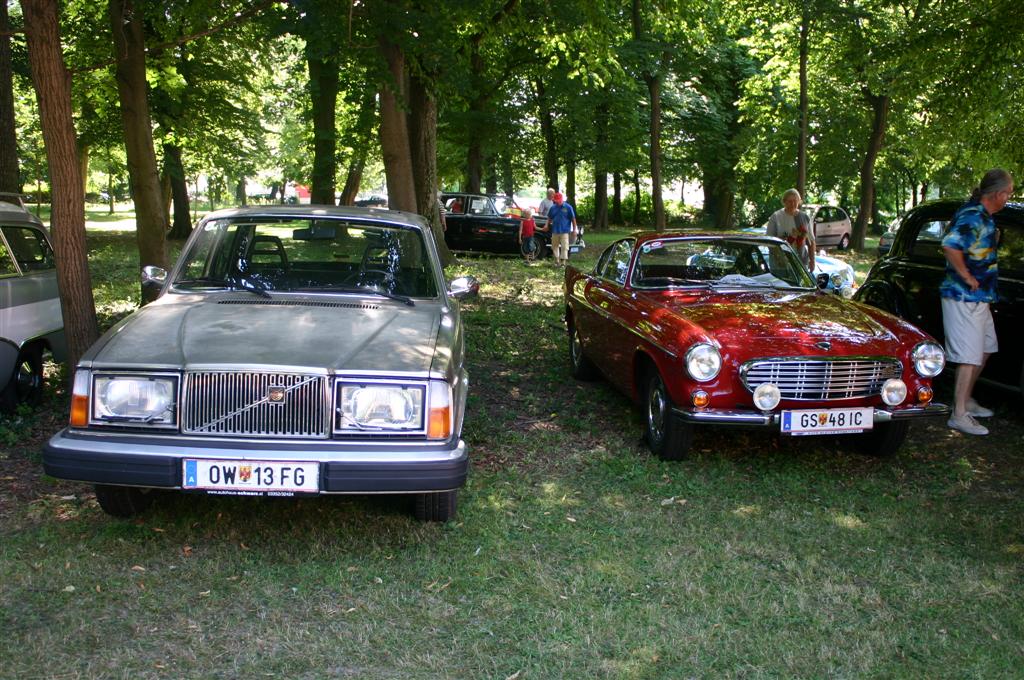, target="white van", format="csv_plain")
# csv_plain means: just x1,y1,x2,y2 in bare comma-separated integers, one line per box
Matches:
0,196,65,412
